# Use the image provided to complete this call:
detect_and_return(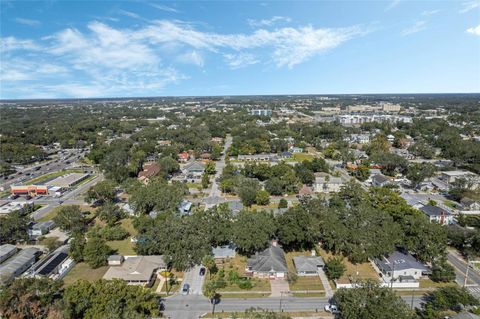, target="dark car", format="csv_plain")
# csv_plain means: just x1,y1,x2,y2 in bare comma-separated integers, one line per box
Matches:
199,267,206,276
